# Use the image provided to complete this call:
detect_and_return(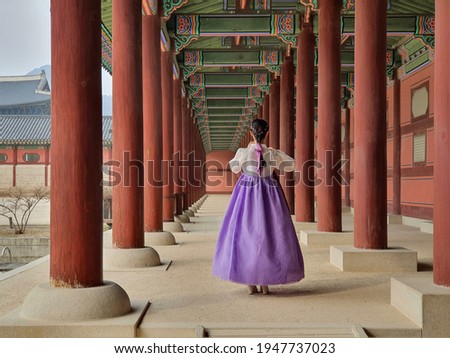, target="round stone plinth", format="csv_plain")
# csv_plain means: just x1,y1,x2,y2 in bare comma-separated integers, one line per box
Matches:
163,221,184,233
175,214,190,223
20,280,131,322
145,231,176,246
104,247,161,269
189,206,198,213
183,209,195,217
